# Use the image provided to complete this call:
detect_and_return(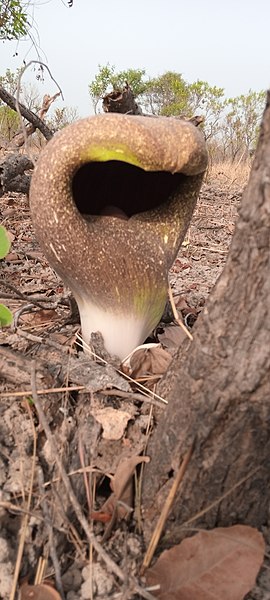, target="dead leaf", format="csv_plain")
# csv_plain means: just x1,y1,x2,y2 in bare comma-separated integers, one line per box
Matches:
146,525,265,600
20,309,59,325
122,343,171,379
90,510,112,523
5,228,15,242
5,252,19,261
20,580,61,599
112,455,150,499
92,407,132,440
157,324,187,351
175,296,190,311
100,455,150,519
25,251,45,260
